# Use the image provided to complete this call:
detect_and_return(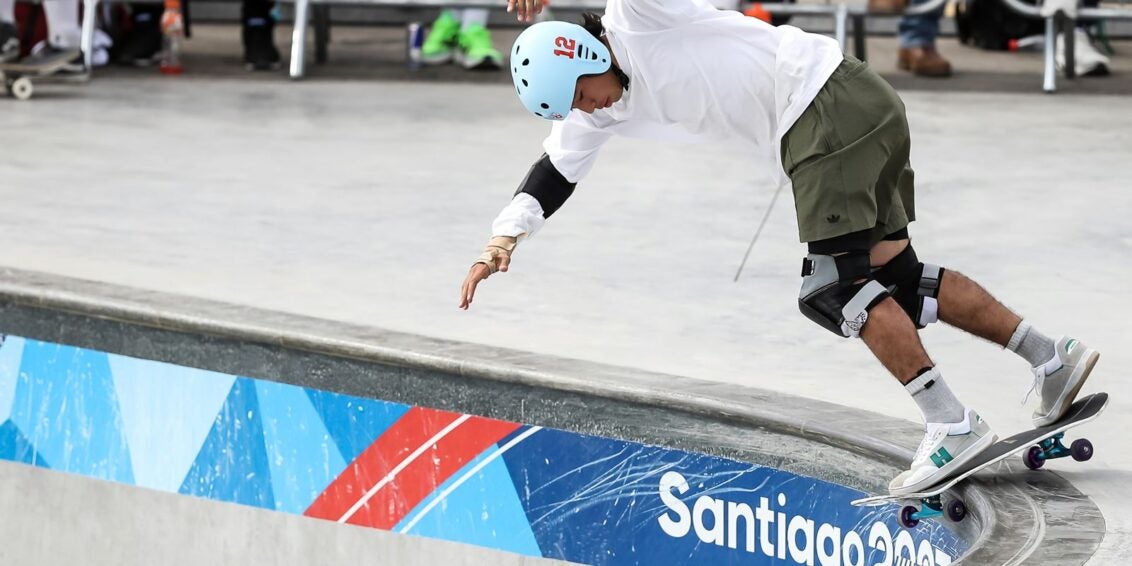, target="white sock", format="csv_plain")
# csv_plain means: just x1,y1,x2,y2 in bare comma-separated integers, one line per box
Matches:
43,0,82,49
905,367,966,424
0,0,15,24
1006,319,1057,370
